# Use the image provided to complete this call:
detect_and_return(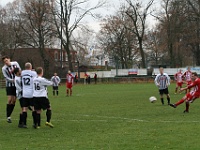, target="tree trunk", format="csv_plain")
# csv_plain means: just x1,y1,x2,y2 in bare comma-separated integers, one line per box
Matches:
64,42,73,72
139,39,146,68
